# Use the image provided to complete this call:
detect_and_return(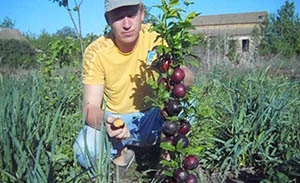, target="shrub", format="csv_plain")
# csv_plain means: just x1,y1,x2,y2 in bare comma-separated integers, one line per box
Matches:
0,39,36,67
36,37,81,76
